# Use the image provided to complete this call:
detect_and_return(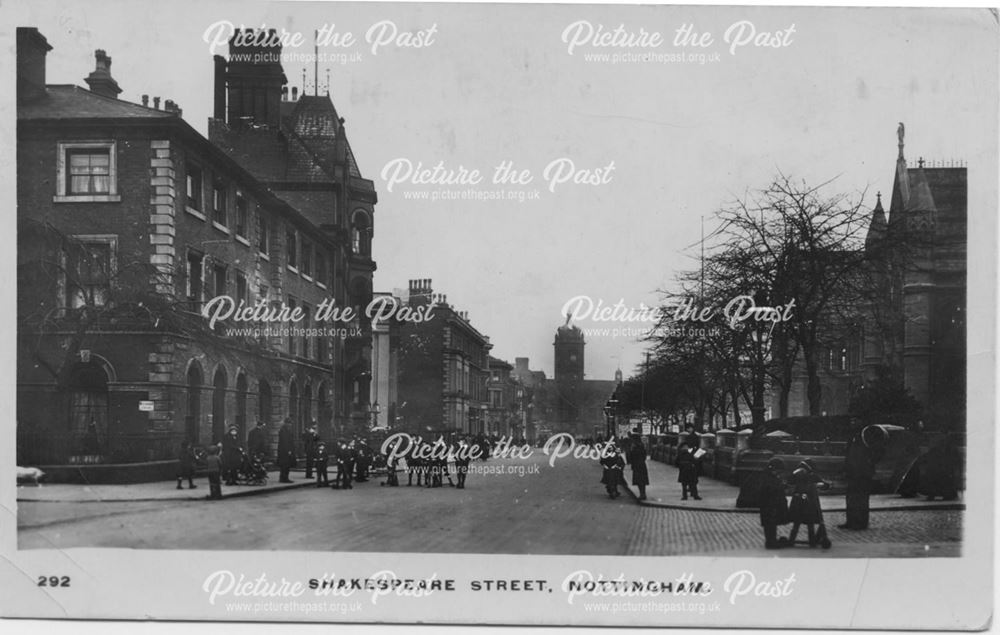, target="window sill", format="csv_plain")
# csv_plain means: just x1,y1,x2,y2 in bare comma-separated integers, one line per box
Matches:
185,207,207,221
287,265,299,274
54,194,121,203
212,221,231,235
302,274,314,283
316,282,327,290
234,235,251,247
259,252,271,262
